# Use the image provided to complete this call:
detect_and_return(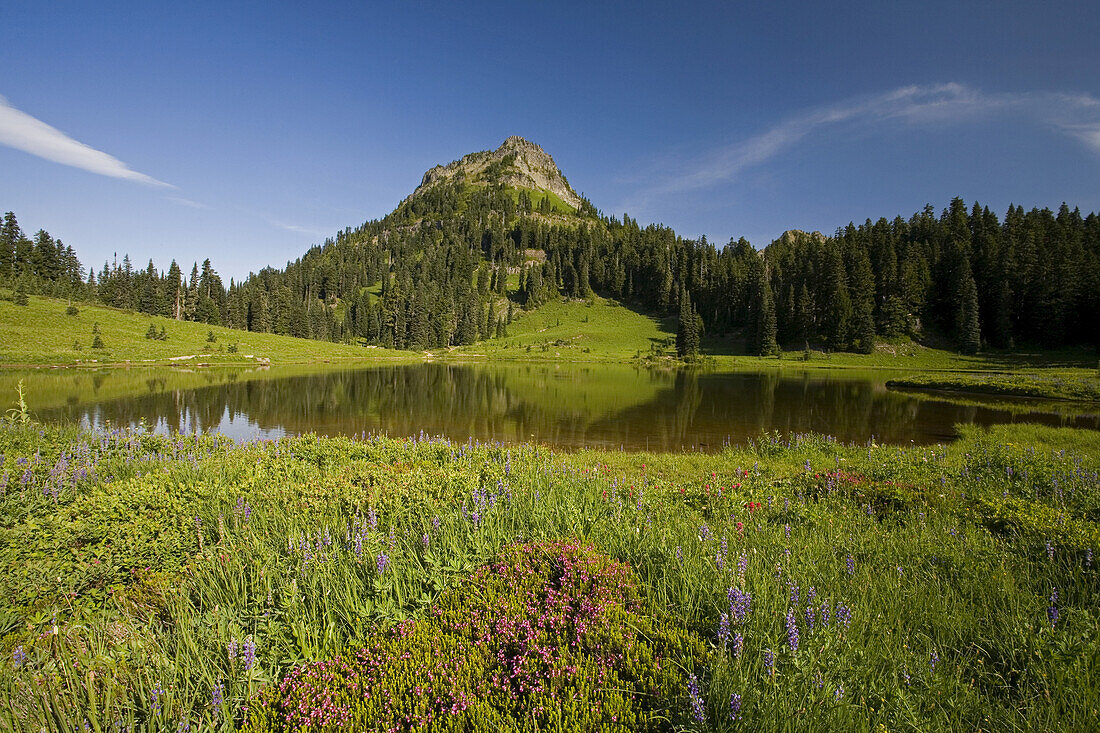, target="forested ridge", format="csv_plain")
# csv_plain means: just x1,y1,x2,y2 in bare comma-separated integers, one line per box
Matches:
3,145,1098,356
